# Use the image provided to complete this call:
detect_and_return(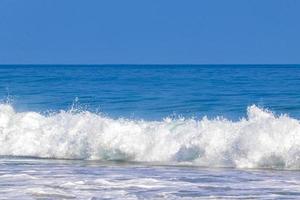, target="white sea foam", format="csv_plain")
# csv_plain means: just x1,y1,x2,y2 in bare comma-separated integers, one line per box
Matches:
1,103,300,169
